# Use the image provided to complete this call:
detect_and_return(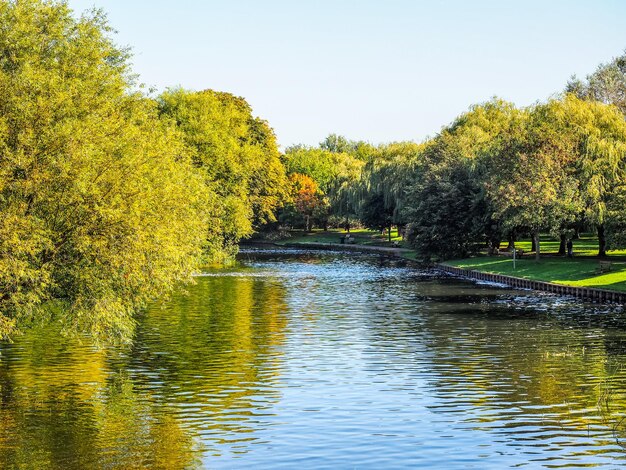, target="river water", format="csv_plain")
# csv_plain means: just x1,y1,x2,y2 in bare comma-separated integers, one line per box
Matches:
2,248,626,468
